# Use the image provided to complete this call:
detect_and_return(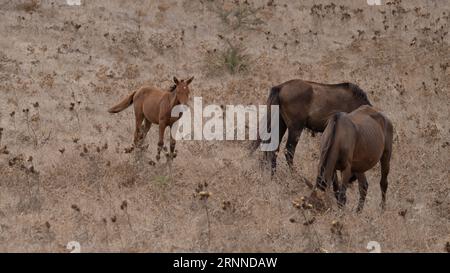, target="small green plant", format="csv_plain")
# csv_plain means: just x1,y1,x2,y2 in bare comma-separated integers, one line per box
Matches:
154,175,169,186
205,41,250,76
